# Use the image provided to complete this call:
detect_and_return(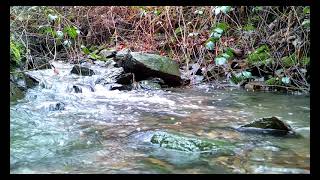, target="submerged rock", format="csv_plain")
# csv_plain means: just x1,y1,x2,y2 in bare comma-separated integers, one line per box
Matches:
238,117,293,135
50,102,65,111
114,51,182,86
150,131,235,154
72,85,82,93
71,65,95,76
40,102,65,111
